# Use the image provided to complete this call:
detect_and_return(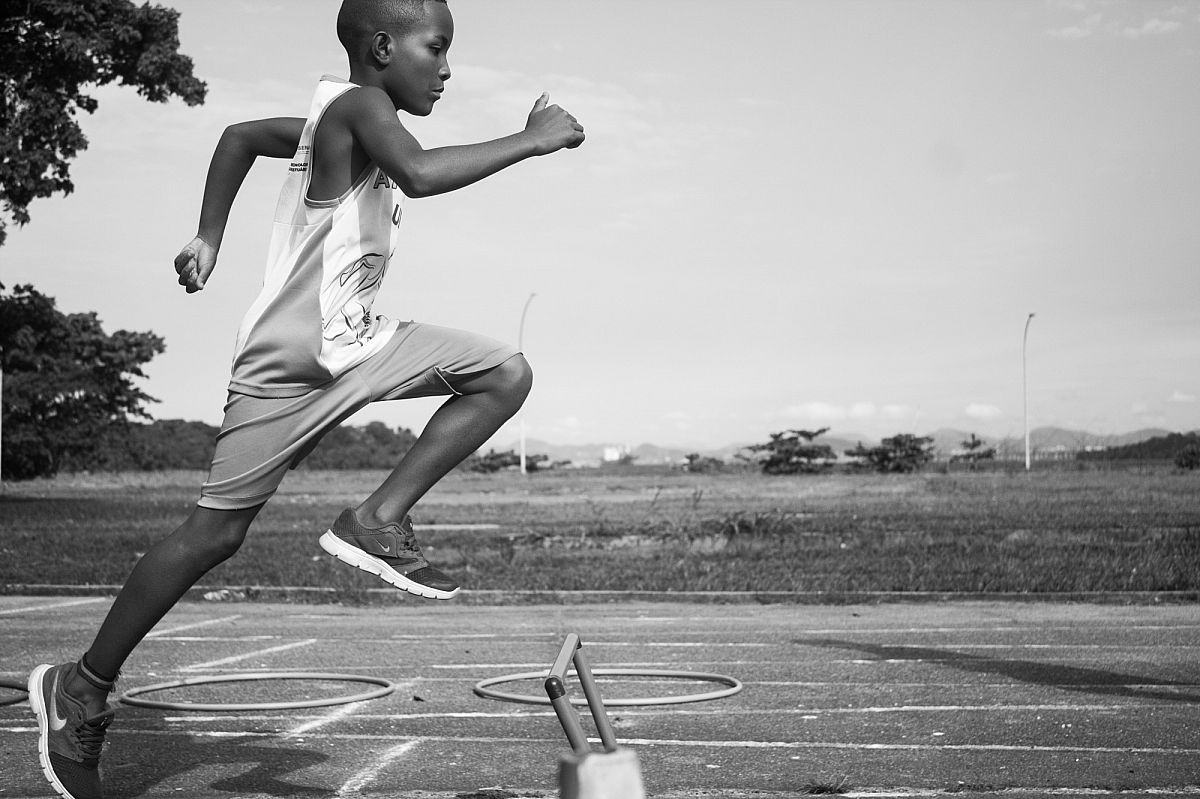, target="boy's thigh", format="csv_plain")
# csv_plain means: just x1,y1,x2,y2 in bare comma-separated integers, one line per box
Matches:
357,321,519,401
199,382,370,510
197,322,517,510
